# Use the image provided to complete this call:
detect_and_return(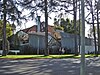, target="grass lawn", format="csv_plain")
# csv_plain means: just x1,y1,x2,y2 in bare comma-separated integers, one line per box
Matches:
0,54,97,59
